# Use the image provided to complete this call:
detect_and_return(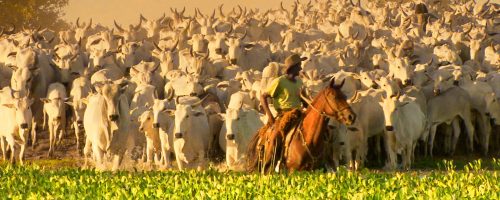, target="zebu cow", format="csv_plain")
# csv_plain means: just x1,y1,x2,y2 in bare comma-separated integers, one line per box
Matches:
41,83,68,157
138,110,161,167
379,94,427,170
0,87,32,165
172,97,211,170
151,99,175,167
51,40,86,85
226,33,272,71
220,106,265,170
83,81,130,170
68,76,91,151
